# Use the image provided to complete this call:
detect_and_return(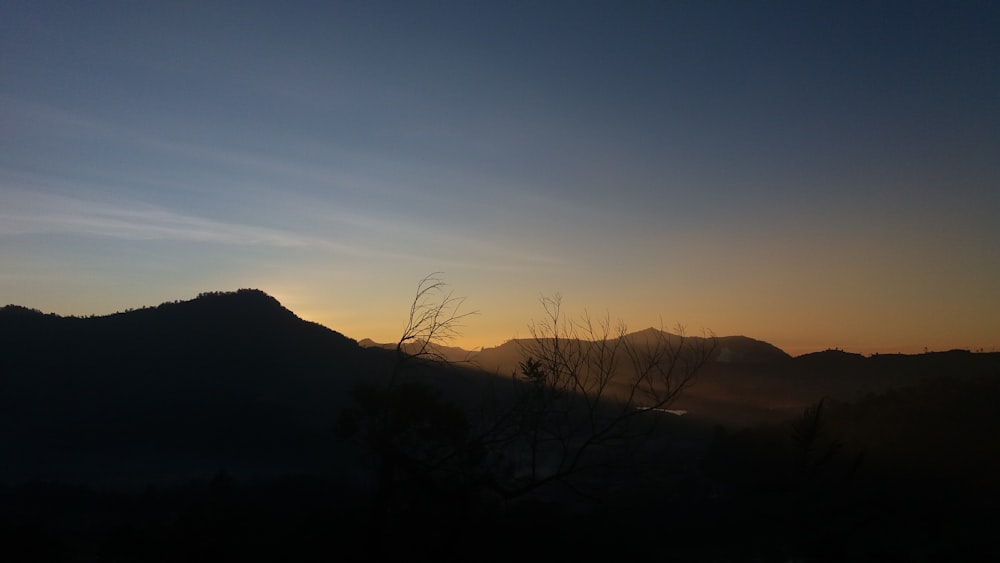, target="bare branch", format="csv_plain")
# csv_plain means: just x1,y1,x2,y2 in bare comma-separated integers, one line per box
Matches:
505,296,716,499
395,272,478,367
